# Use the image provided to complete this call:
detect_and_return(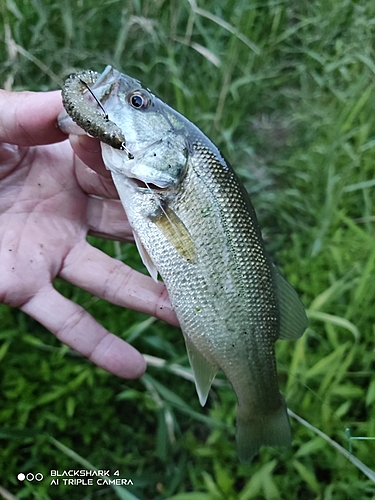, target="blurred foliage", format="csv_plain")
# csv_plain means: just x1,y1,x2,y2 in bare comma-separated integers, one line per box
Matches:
1,0,375,498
